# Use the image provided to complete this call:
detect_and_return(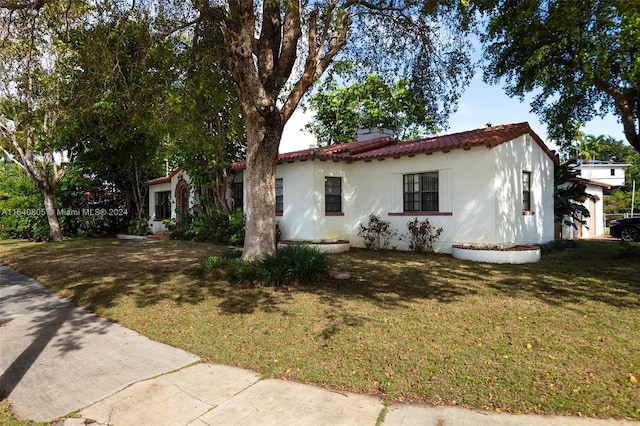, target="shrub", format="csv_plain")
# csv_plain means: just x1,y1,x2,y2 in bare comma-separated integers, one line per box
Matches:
171,208,245,245
264,244,329,286
196,256,228,279
357,214,397,250
227,208,246,245
127,217,152,236
540,239,577,254
197,245,329,287
402,217,443,253
197,255,263,283
261,253,293,286
224,259,264,284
